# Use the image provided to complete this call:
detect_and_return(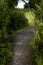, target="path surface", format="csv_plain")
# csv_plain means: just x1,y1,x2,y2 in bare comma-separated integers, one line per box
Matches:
9,25,35,65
